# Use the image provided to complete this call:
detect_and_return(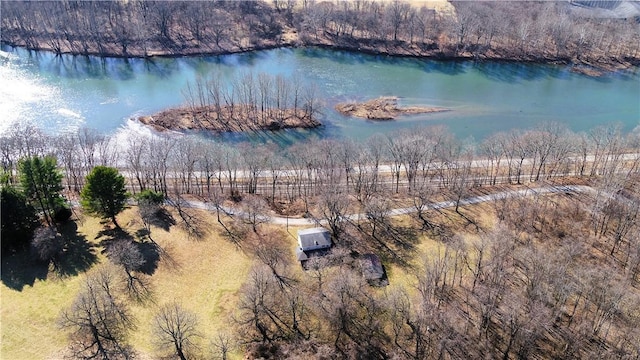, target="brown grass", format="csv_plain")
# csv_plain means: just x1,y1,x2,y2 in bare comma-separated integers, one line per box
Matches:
0,215,107,360
1,207,254,359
